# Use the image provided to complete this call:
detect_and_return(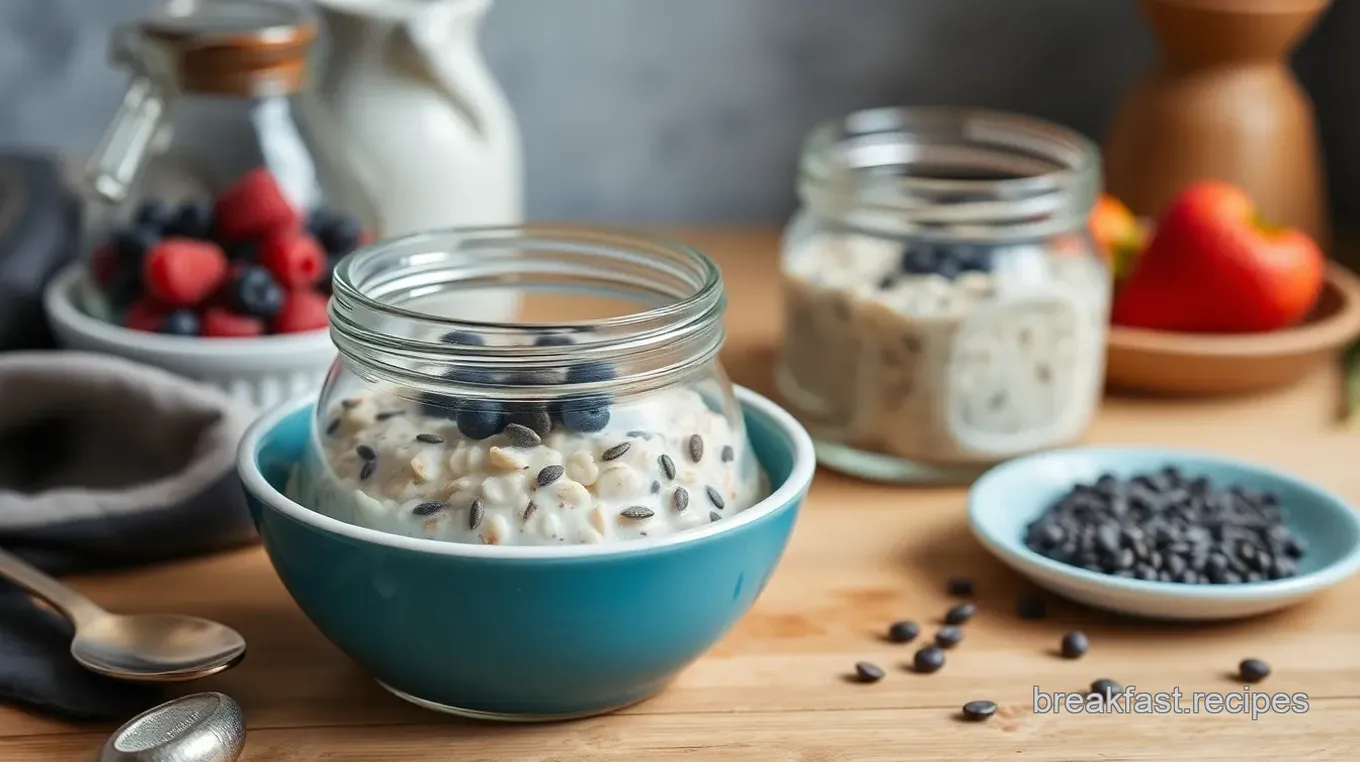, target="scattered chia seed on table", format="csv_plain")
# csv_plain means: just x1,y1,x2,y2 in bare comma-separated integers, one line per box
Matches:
855,662,885,683
961,700,998,721
887,621,919,643
944,602,975,625
1061,631,1089,659
934,626,963,649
